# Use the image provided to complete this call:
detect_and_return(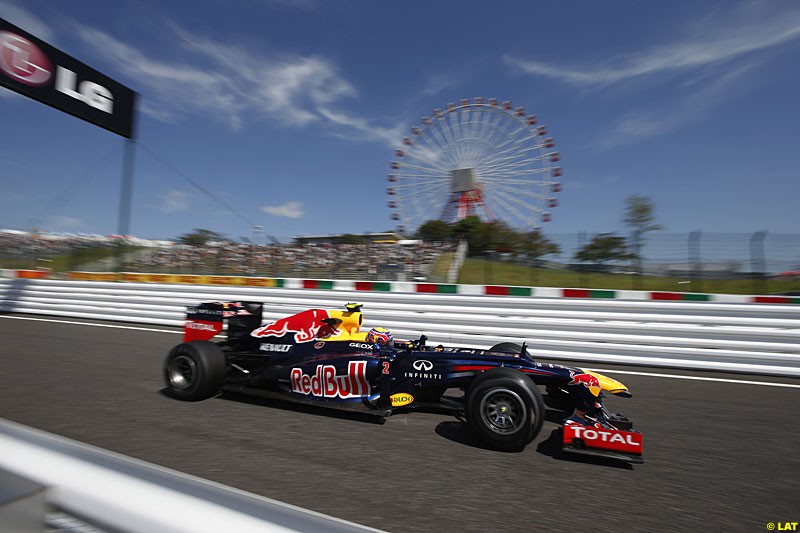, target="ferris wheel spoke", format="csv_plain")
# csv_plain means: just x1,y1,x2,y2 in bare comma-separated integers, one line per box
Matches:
454,107,473,165
479,161,551,175
394,176,451,184
484,186,535,223
445,110,464,168
479,176,550,189
463,117,491,164
431,119,460,169
445,111,467,166
480,154,549,173
486,189,532,227
477,161,538,179
417,124,452,167
475,108,509,153
394,168,452,179
403,190,445,223
395,183,449,197
396,161,456,175
429,117,457,155
410,134,458,173
488,180,548,203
